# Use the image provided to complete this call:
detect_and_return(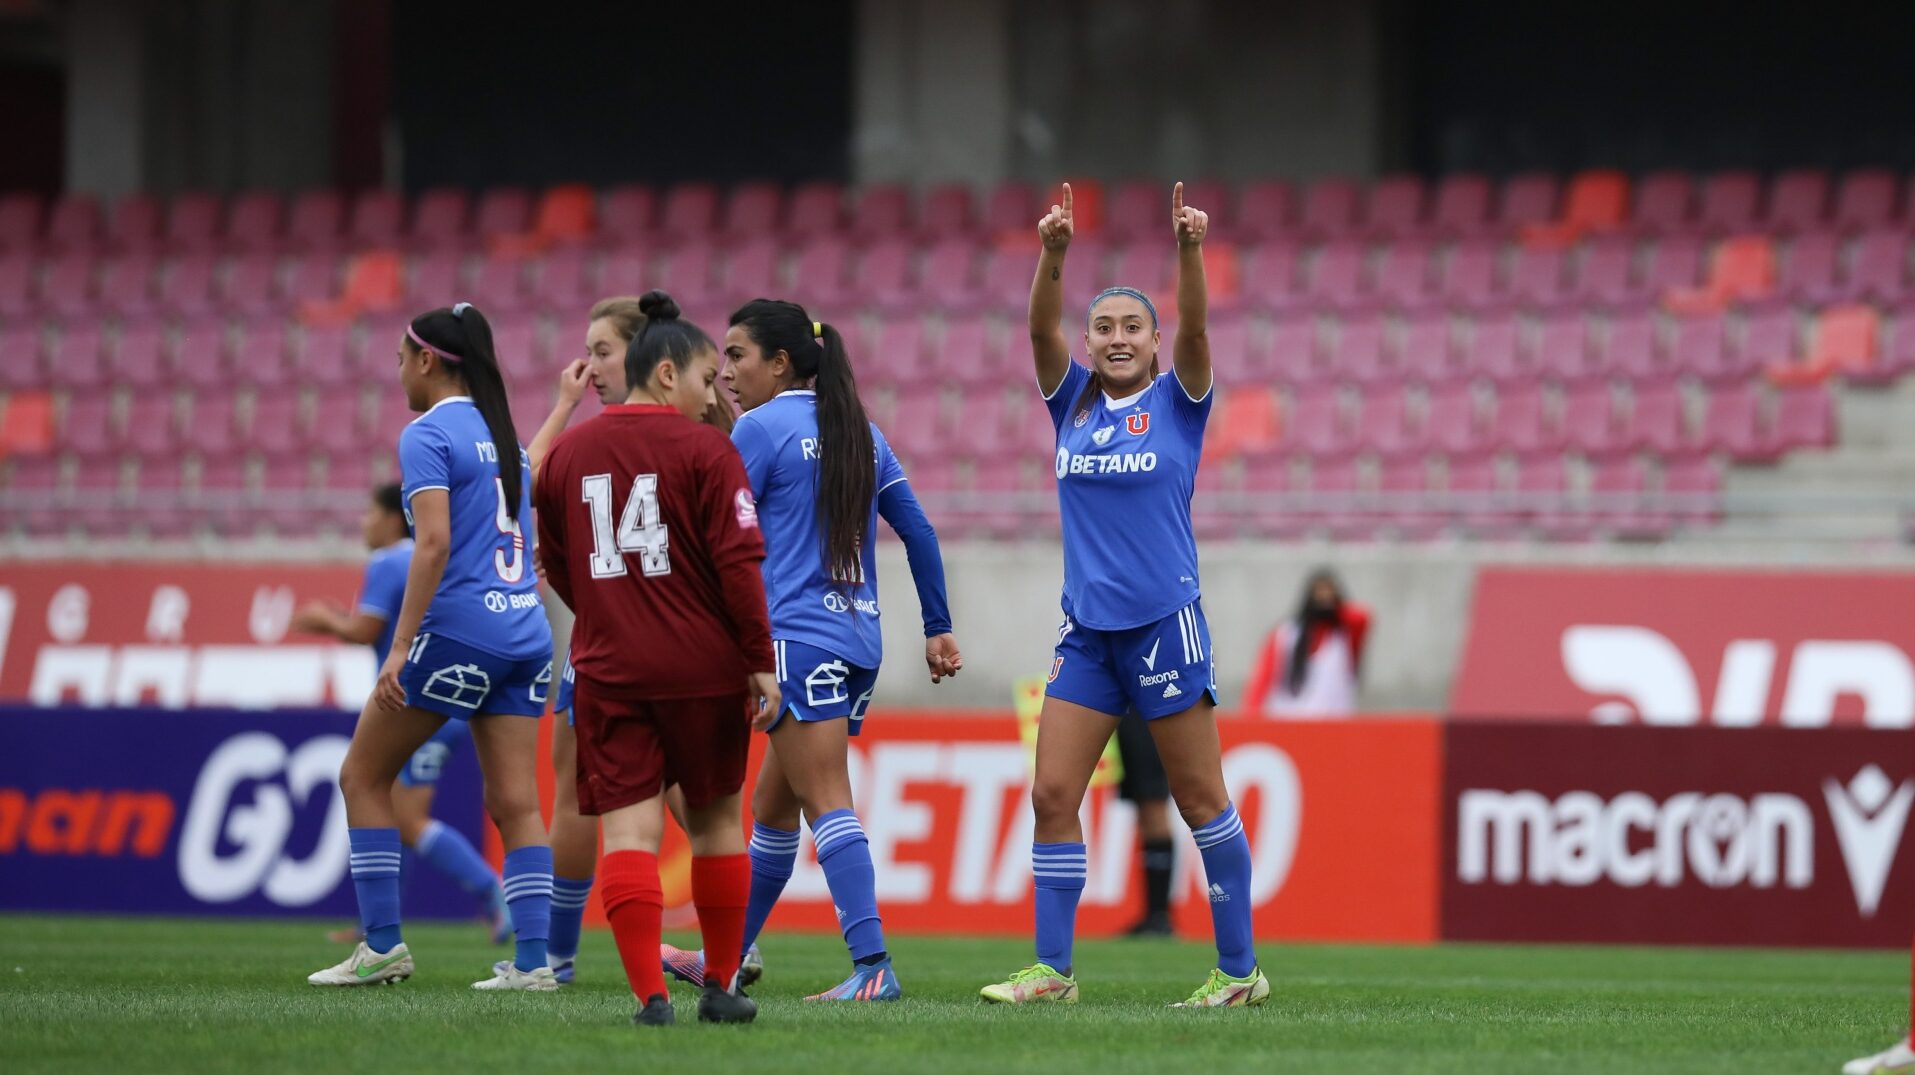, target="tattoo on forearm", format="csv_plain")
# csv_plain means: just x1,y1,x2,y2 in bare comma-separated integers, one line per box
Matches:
1051,268,1059,281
